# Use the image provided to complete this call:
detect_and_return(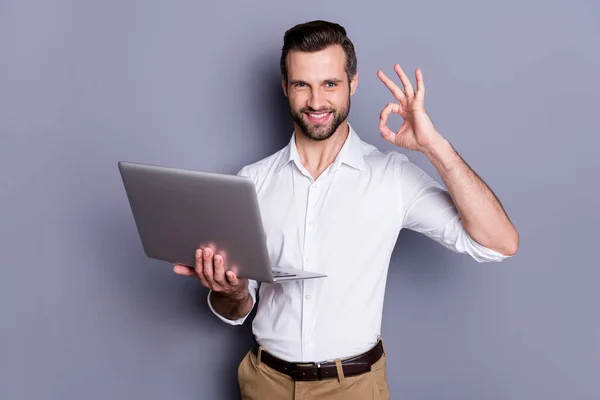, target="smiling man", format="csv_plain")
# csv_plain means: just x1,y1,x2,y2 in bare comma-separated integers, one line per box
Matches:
285,44,351,143
174,20,519,399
